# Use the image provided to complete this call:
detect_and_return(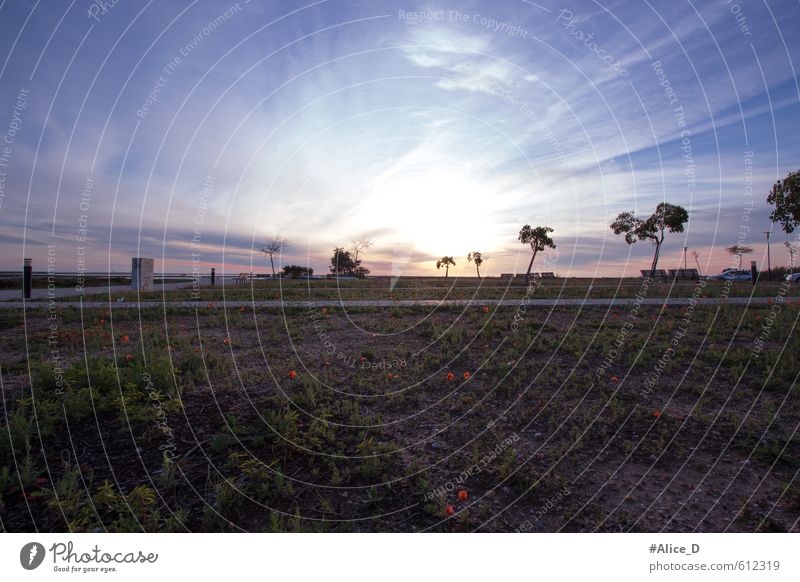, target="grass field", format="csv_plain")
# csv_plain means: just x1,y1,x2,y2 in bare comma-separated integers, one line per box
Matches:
32,275,800,302
1,279,799,532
